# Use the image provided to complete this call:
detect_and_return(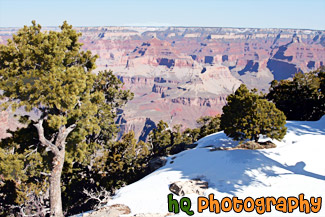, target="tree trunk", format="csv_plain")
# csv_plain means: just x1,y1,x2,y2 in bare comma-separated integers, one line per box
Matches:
49,149,65,217
34,120,76,217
